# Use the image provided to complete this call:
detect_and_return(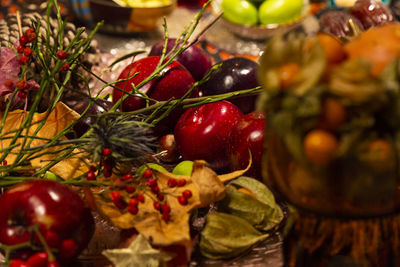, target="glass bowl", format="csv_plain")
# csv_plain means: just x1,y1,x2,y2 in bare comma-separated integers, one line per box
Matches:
210,0,311,40
71,0,176,34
